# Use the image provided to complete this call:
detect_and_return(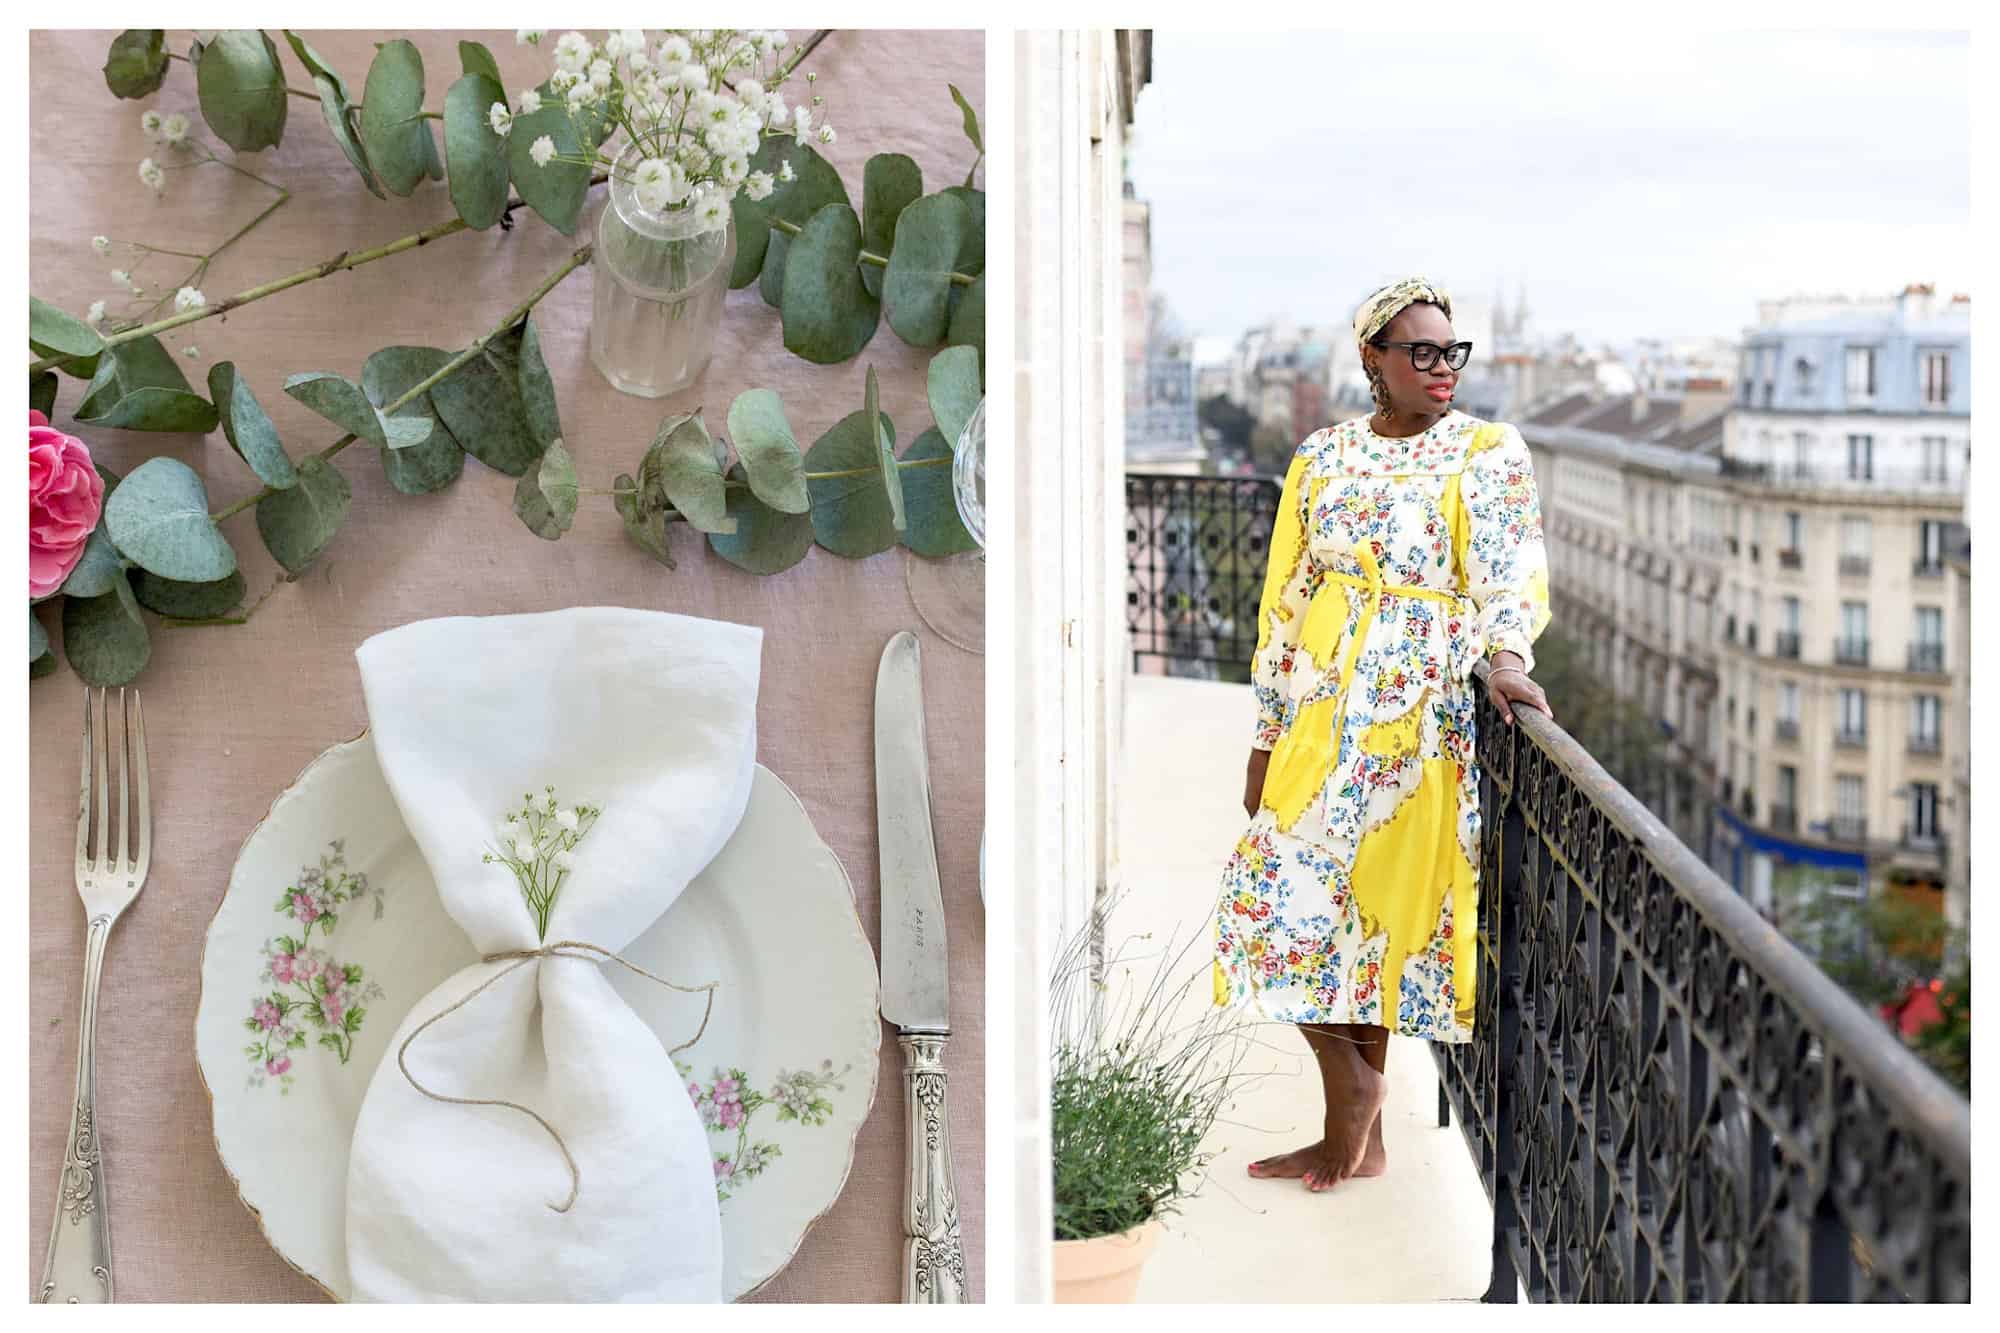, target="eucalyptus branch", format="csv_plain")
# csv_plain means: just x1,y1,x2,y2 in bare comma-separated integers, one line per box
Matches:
162,49,323,102
131,146,291,327
209,244,595,522
157,575,284,627
767,215,976,286
31,171,613,375
592,454,953,502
